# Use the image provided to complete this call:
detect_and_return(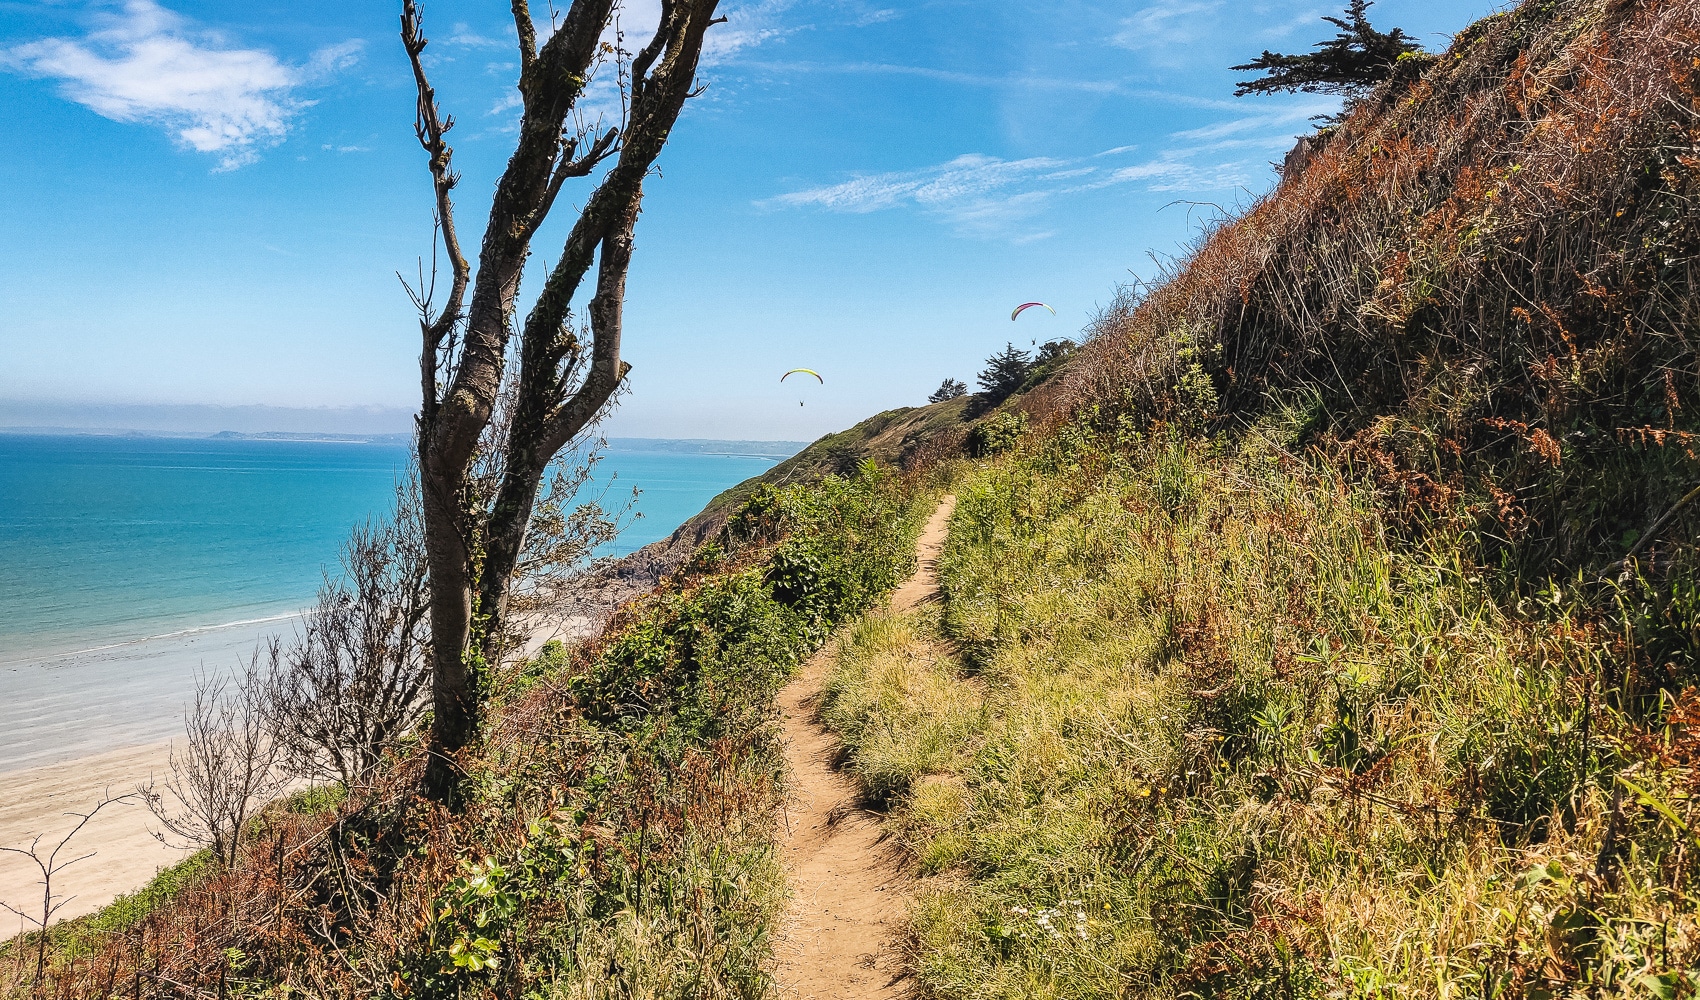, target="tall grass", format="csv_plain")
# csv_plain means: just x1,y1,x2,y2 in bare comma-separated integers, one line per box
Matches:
824,425,1700,998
